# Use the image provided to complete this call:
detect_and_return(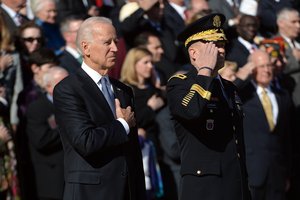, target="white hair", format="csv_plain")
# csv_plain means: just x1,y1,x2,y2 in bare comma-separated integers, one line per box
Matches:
31,0,56,16
76,17,113,54
277,7,299,22
43,66,68,87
